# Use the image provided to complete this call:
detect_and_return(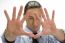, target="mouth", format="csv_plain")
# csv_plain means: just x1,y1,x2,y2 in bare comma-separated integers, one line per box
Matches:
33,26,39,31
